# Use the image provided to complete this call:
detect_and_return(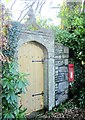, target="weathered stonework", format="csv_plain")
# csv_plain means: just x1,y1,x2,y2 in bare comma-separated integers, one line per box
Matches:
16,23,69,111
17,27,55,111
55,43,69,106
